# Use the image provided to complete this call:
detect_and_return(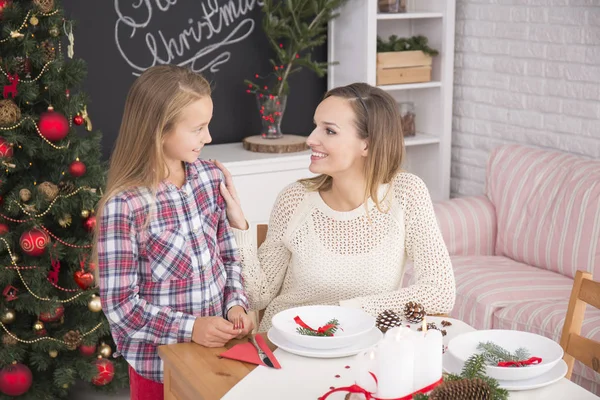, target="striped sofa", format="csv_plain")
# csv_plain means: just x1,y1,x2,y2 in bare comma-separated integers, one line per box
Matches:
404,144,600,394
